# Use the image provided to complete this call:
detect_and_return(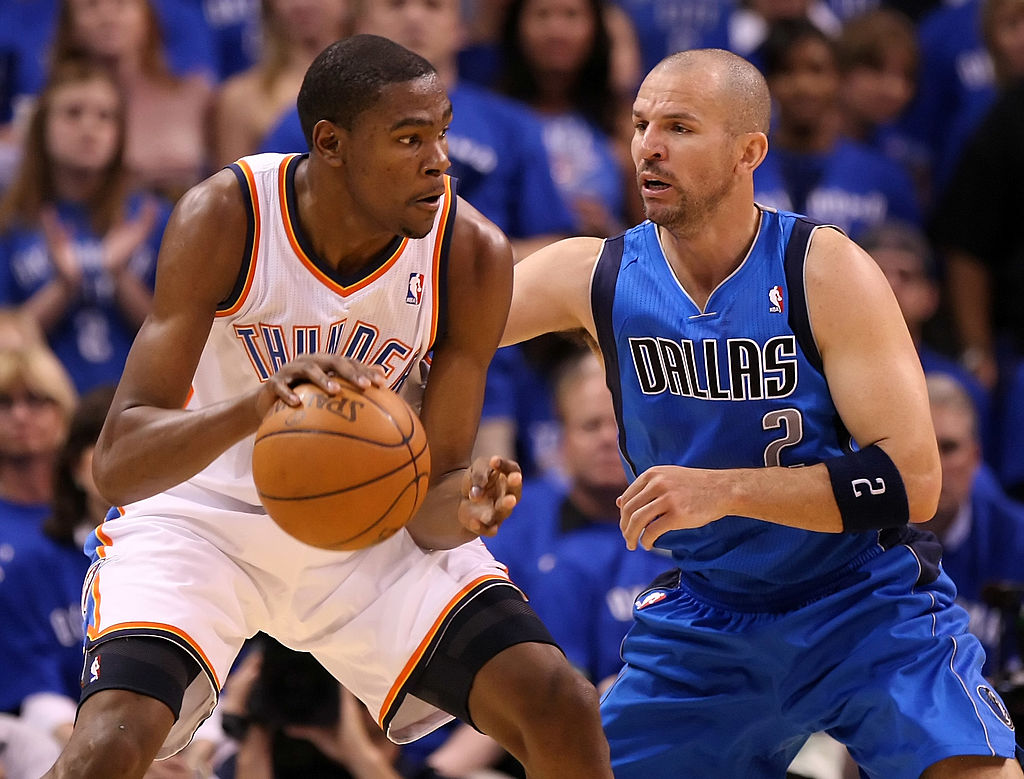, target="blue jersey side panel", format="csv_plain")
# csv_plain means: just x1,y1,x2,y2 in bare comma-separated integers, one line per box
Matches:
592,209,879,606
